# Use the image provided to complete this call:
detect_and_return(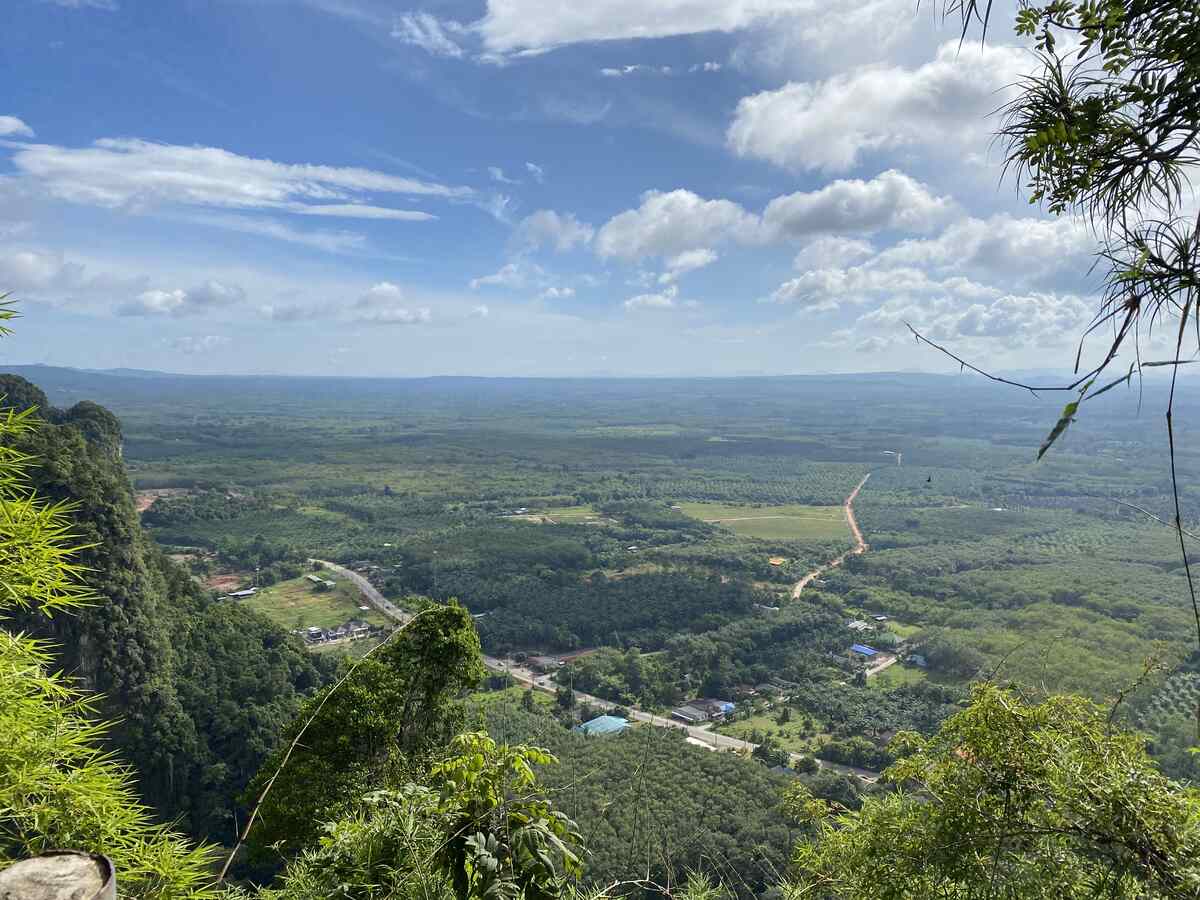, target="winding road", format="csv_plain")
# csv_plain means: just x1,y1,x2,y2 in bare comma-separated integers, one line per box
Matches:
792,472,872,598
317,557,880,784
